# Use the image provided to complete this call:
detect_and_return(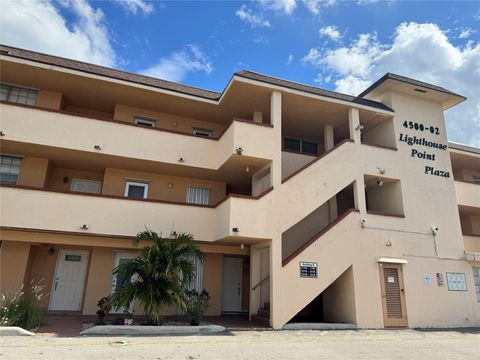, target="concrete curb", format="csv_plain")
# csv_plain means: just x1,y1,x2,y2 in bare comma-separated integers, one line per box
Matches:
282,323,356,330
79,324,226,336
0,326,36,336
